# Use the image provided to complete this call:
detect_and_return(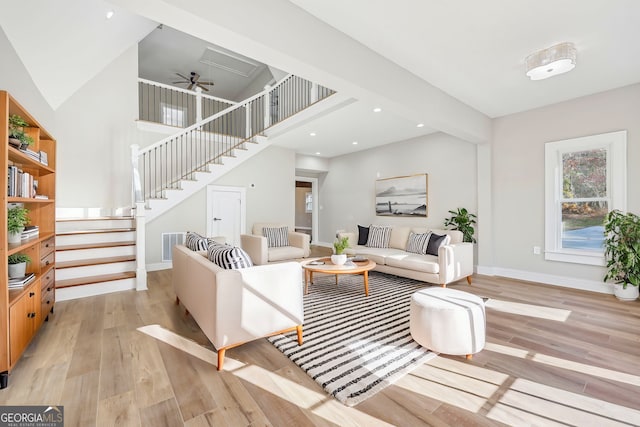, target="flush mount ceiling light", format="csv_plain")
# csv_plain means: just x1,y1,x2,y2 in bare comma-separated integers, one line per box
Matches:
525,42,576,81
